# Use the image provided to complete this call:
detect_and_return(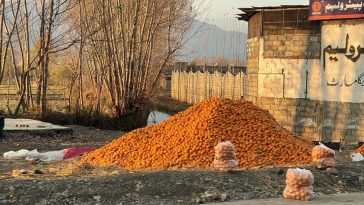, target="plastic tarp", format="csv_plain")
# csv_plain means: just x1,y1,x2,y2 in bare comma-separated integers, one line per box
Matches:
3,147,96,162
351,153,364,162
3,149,64,162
